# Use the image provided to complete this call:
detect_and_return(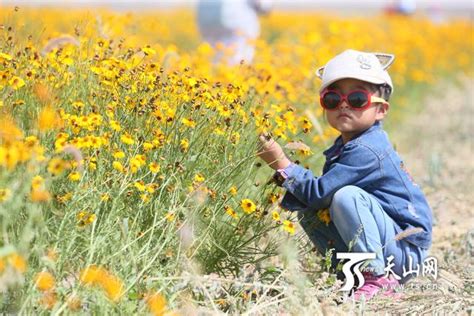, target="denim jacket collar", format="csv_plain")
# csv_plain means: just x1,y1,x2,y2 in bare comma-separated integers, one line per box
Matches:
323,121,383,160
